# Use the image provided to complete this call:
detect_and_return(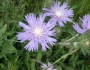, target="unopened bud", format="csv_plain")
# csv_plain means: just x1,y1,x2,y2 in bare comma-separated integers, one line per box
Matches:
85,41,89,46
